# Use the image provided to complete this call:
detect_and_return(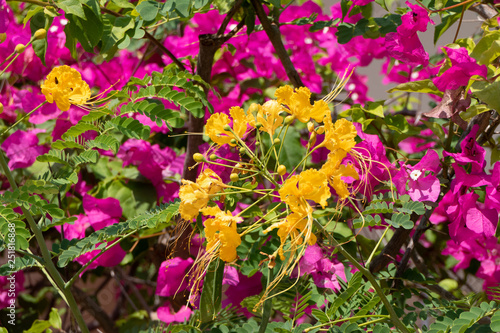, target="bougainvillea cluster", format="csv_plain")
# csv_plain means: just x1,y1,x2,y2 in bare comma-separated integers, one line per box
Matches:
1,0,500,330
